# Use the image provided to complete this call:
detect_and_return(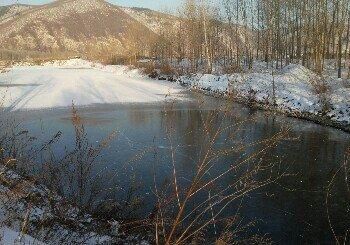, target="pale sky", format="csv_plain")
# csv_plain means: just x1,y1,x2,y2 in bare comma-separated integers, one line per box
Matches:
0,0,182,11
